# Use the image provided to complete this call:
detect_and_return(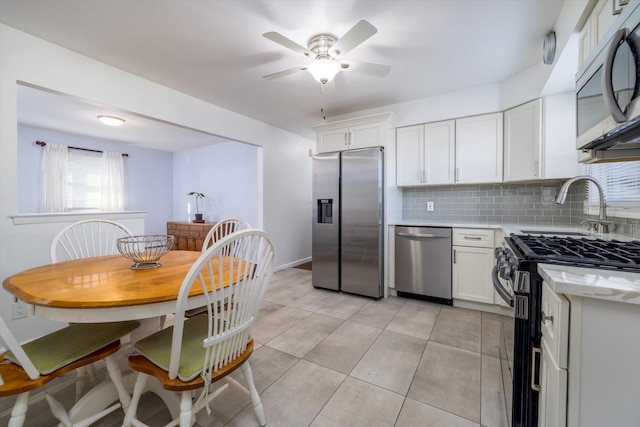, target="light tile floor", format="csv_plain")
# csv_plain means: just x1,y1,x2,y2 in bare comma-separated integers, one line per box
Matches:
0,267,511,426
